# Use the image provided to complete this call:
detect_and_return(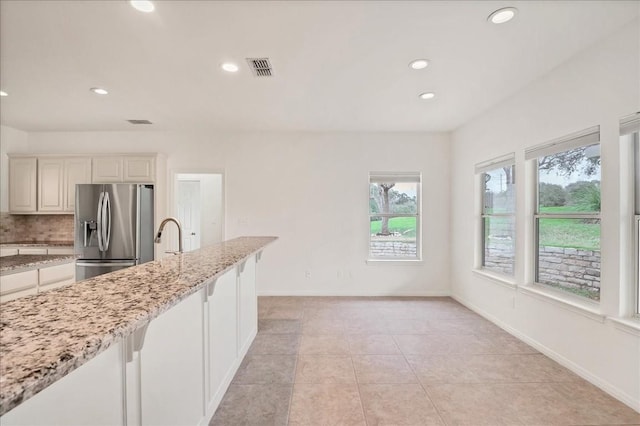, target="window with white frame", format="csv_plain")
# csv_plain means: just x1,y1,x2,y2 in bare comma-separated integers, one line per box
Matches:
368,172,421,260
526,126,601,301
620,113,640,314
476,154,516,276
